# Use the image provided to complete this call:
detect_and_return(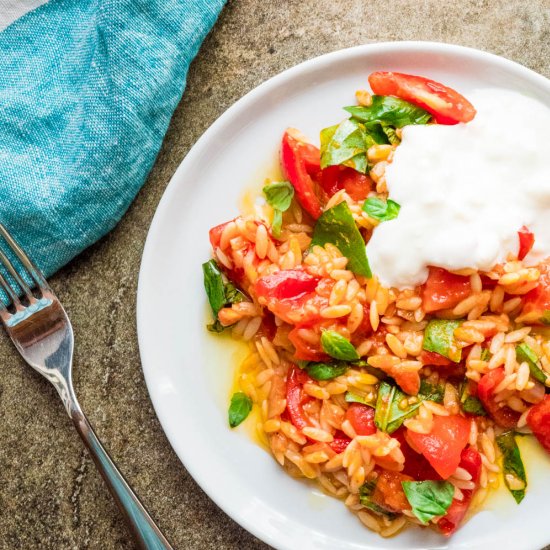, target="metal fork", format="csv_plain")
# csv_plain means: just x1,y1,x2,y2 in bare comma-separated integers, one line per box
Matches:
0,224,173,550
